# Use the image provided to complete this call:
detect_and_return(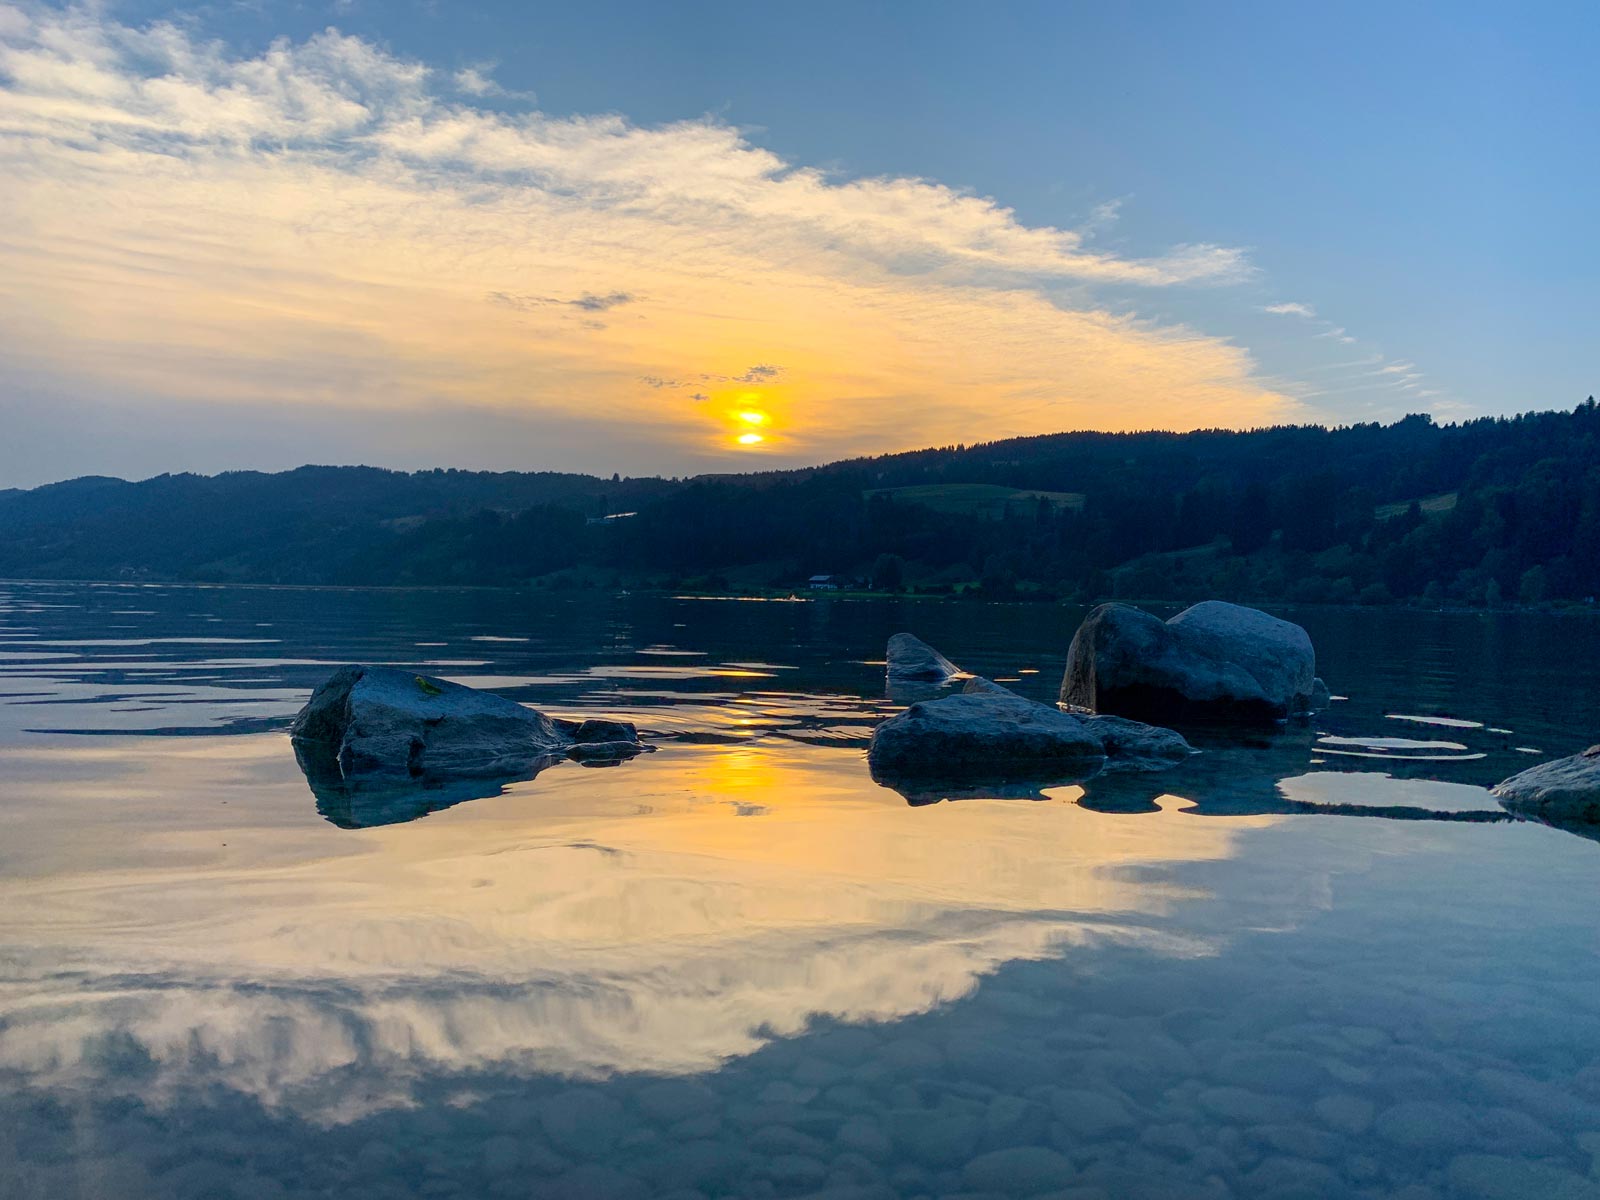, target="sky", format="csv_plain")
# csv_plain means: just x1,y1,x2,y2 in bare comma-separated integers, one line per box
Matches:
0,1,1594,487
